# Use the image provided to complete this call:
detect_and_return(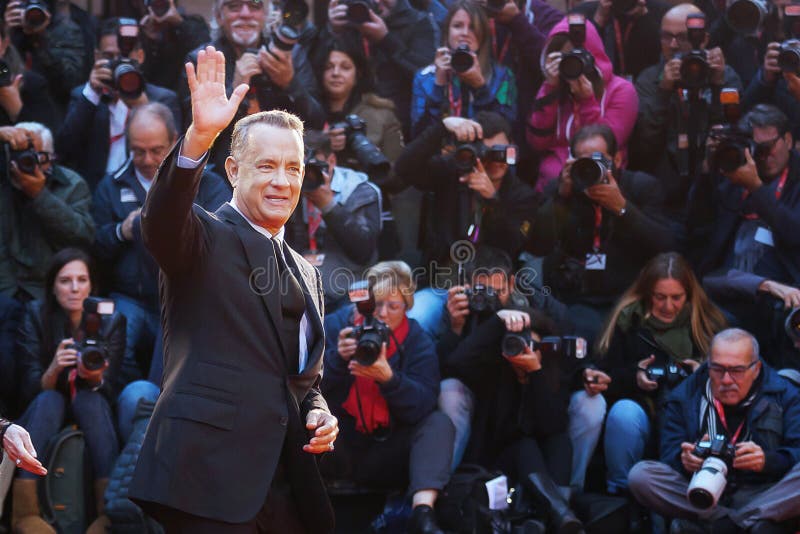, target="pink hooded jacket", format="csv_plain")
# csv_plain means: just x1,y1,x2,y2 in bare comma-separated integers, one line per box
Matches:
527,16,639,192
